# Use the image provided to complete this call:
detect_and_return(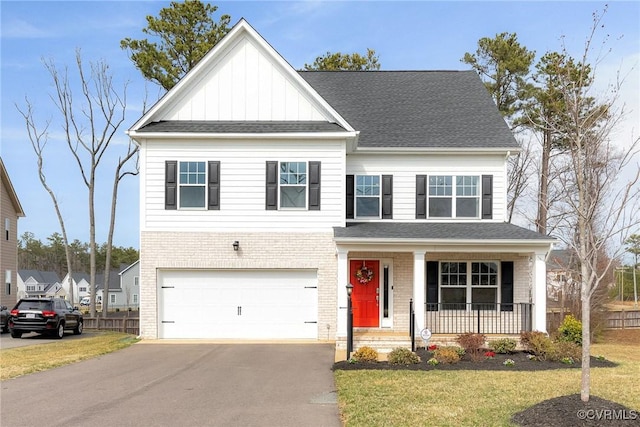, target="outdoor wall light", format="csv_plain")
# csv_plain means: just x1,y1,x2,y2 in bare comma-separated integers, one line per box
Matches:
233,241,240,251
346,282,353,296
